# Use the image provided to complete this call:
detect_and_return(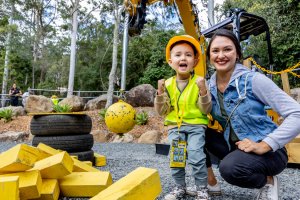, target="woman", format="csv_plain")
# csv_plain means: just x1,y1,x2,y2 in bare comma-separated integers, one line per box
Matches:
205,29,300,200
9,83,22,106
